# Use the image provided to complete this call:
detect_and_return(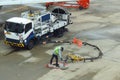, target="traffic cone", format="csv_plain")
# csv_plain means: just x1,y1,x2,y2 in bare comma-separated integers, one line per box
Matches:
72,37,82,47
